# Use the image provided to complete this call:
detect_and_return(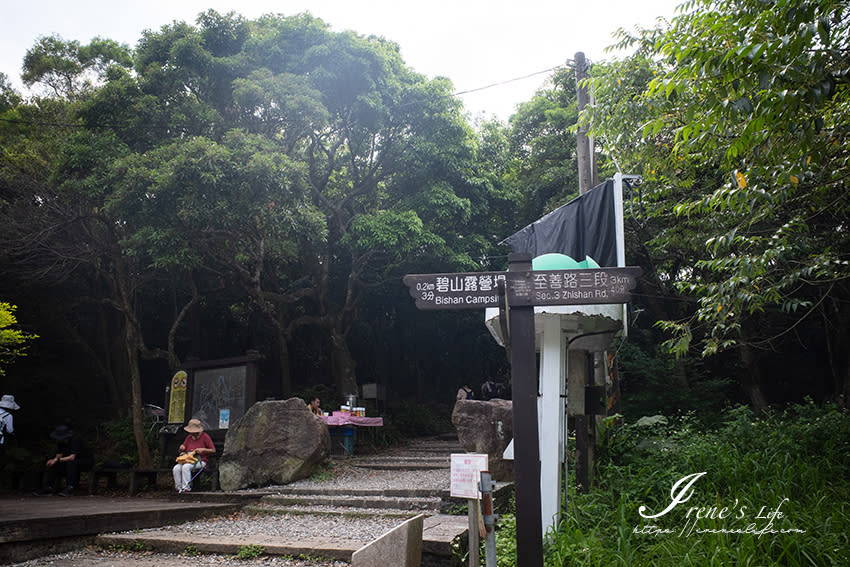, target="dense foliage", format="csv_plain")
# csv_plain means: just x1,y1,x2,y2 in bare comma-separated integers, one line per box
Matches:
0,302,37,376
0,11,514,463
491,402,850,566
582,0,850,410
